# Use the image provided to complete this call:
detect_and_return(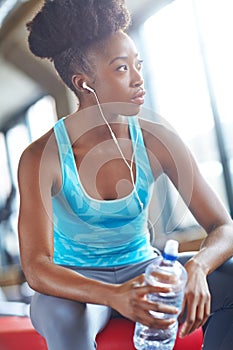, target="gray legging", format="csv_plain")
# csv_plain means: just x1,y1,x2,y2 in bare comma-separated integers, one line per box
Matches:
30,253,233,350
